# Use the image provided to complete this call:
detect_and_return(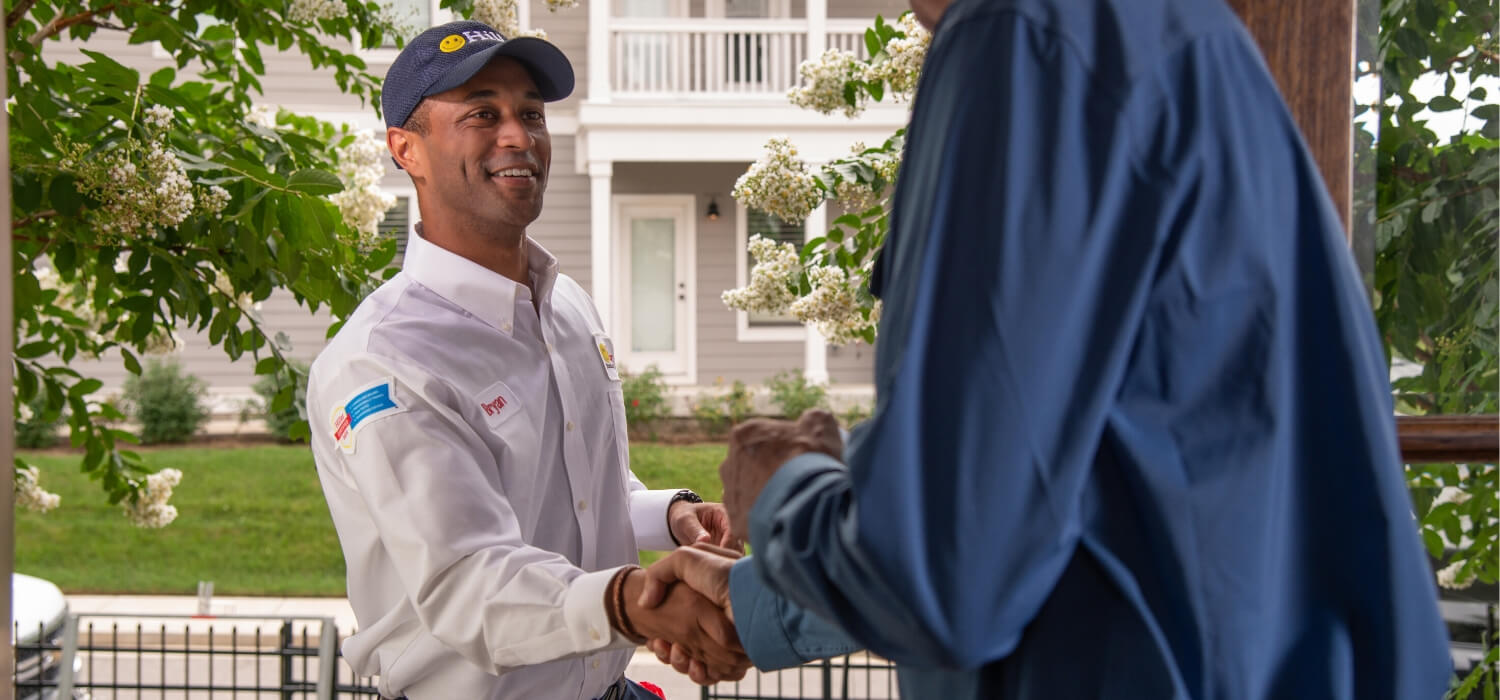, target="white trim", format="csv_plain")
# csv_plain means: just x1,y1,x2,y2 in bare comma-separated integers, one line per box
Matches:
735,198,806,343
589,161,614,333
801,204,828,382
612,194,698,385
